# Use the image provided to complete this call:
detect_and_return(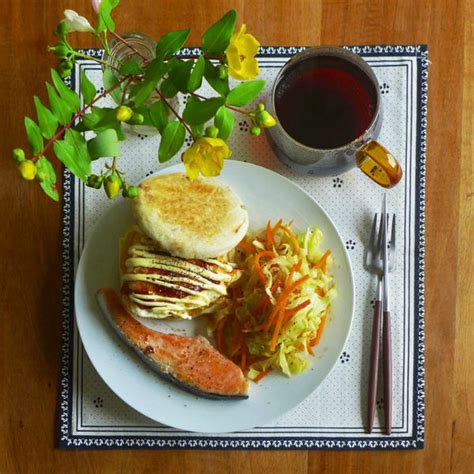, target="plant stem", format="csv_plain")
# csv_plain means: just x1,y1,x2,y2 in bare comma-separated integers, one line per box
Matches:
154,87,194,138
110,31,147,60
72,51,120,70
190,92,250,116
32,76,129,161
